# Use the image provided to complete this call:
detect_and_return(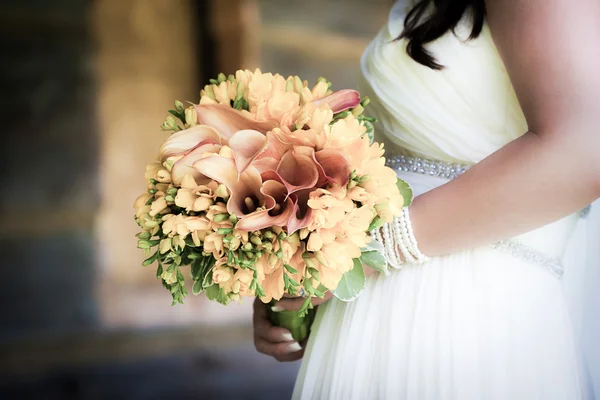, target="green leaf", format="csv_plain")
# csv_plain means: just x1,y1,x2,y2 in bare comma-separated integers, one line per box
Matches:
205,284,230,305
202,262,215,288
360,251,388,274
136,231,151,240
192,280,203,295
359,239,388,274
331,258,367,302
396,178,414,207
368,216,384,231
176,269,185,283
142,250,160,267
205,284,219,300
362,120,375,144
185,237,200,248
284,264,298,274
168,109,184,122
191,260,202,280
